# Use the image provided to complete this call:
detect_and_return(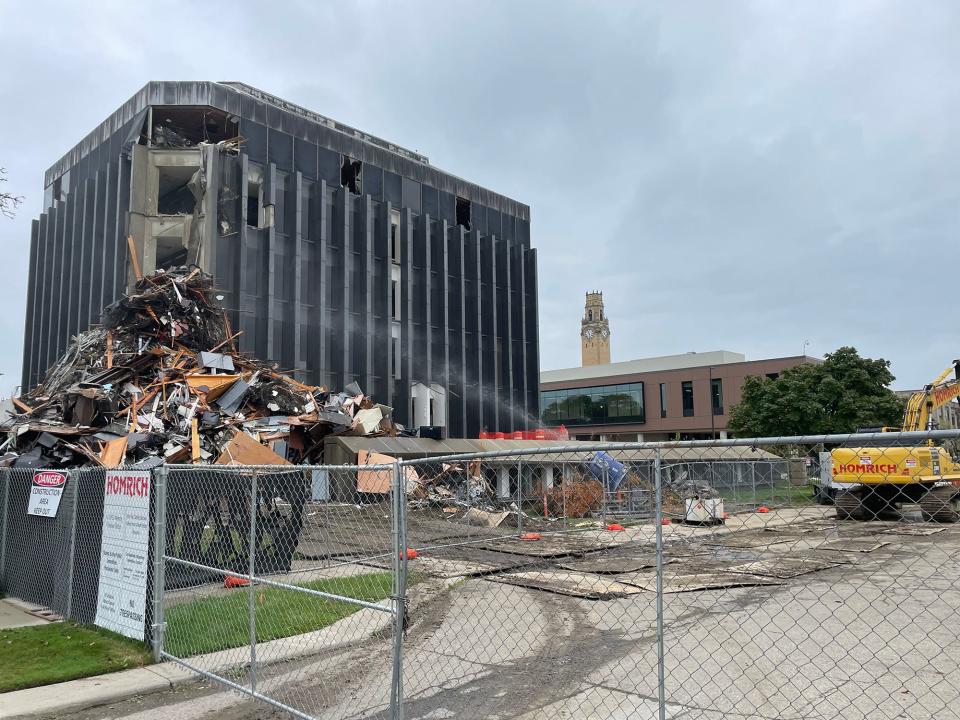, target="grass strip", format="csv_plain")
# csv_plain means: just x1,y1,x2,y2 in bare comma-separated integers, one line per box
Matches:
0,623,152,693
164,571,403,657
